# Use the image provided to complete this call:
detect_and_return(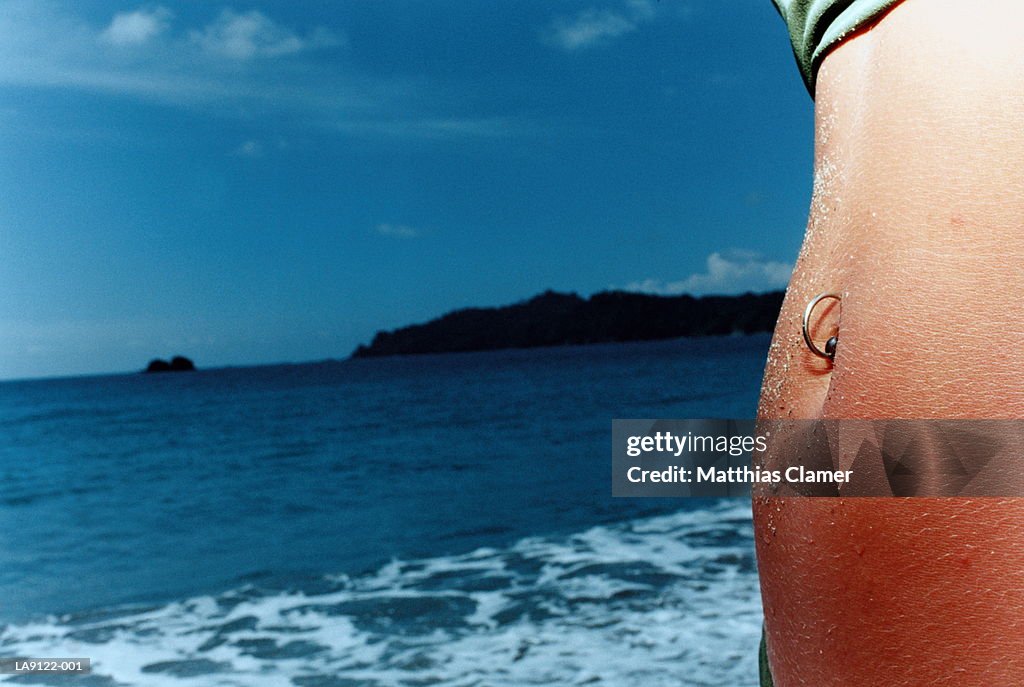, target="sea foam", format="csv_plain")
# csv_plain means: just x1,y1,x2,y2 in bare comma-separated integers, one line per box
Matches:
0,502,761,686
